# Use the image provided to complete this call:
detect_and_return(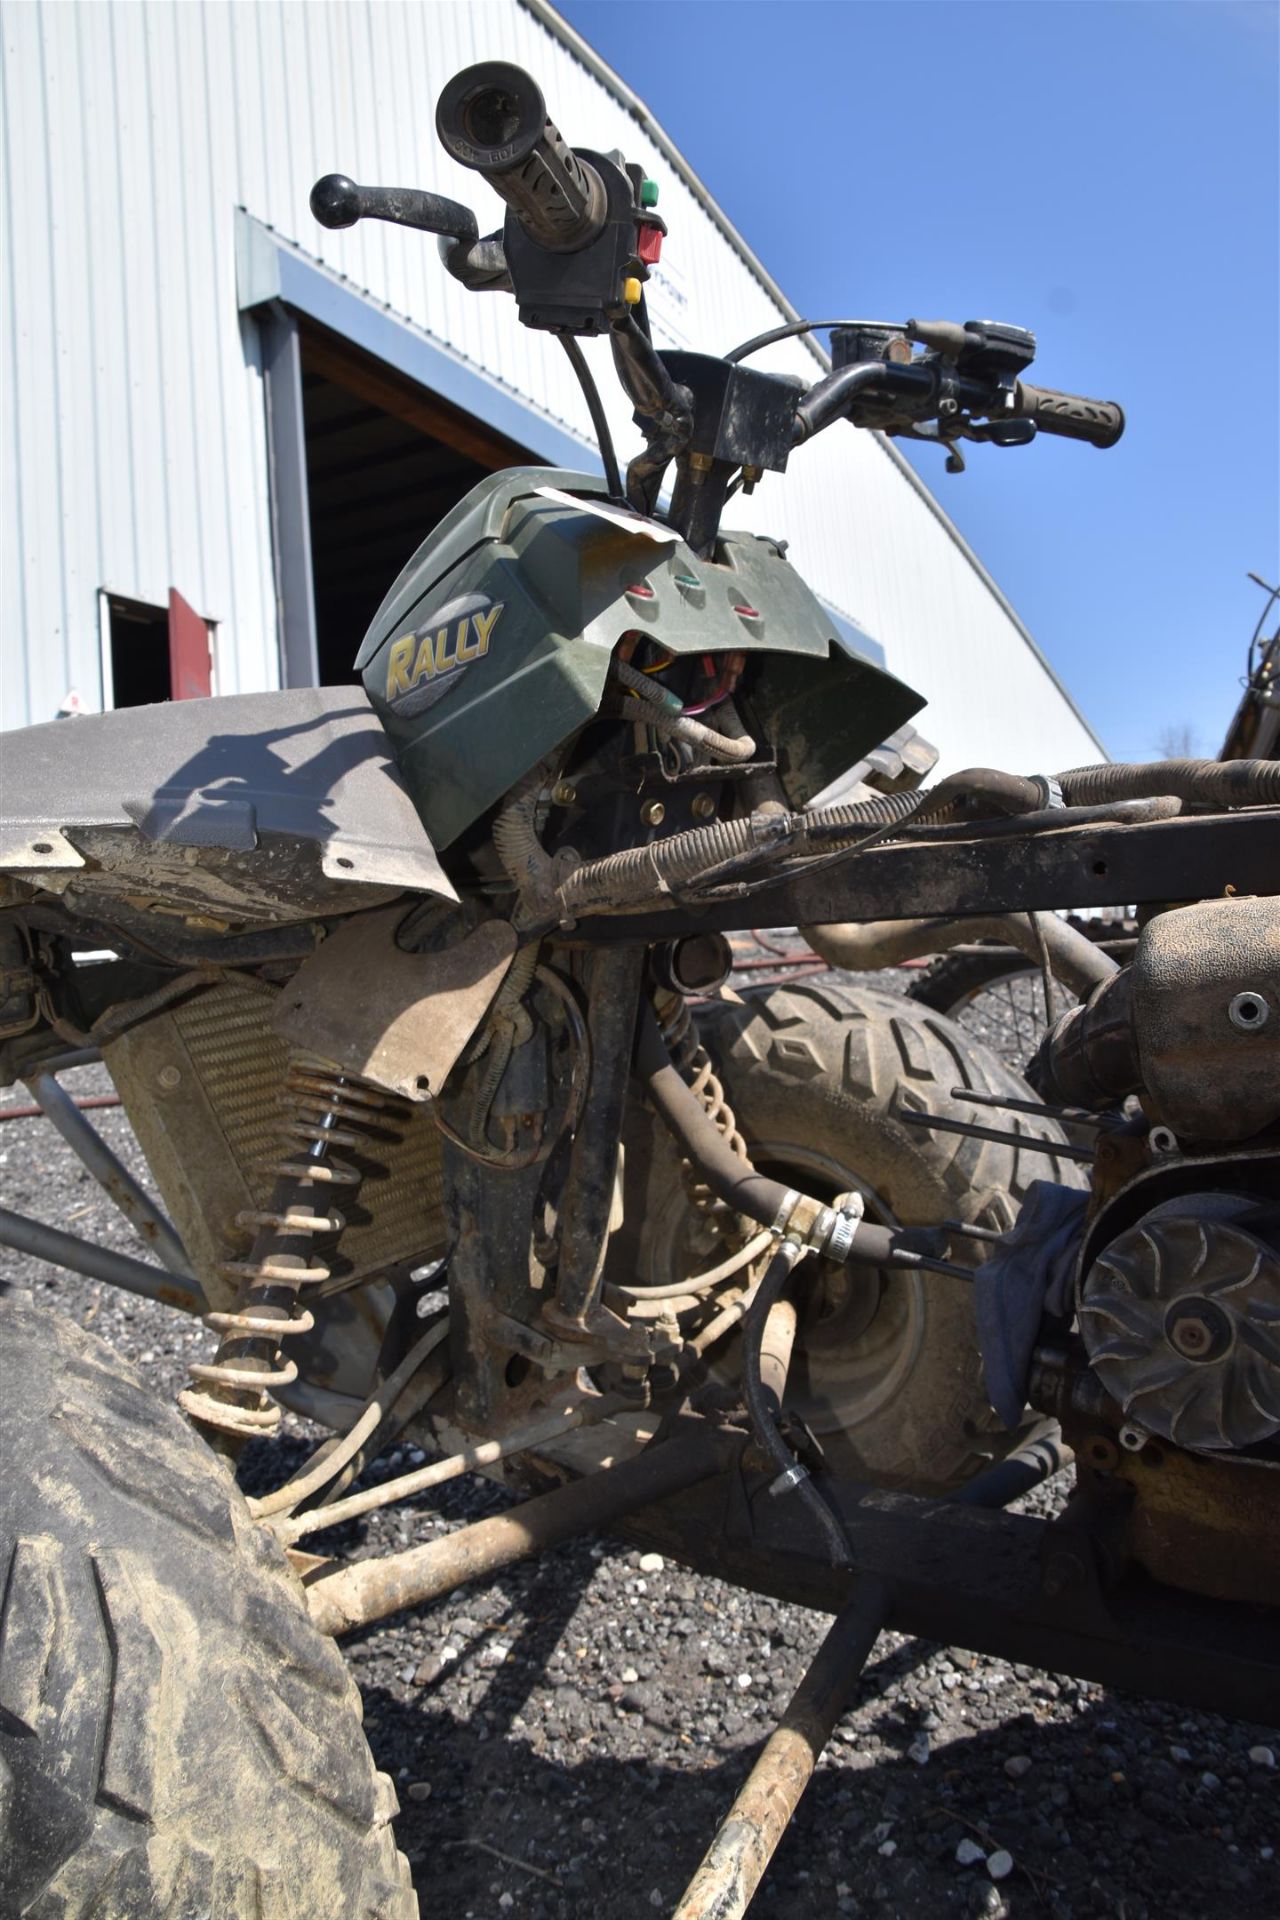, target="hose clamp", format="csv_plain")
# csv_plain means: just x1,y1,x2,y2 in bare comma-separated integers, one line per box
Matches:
1036,774,1066,811
822,1192,866,1263
767,1462,809,1498
770,1189,802,1238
